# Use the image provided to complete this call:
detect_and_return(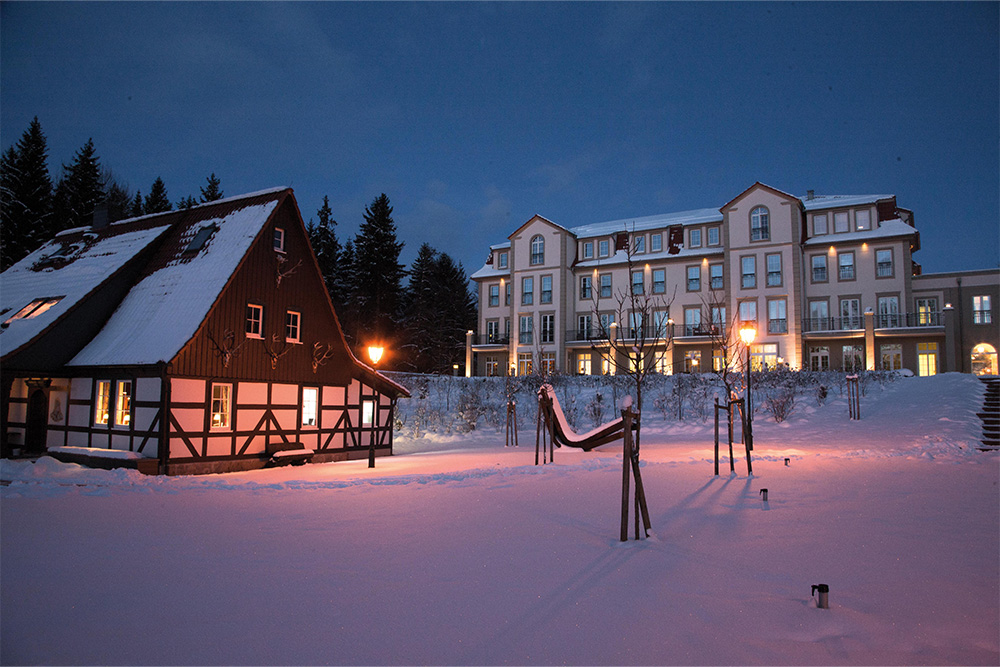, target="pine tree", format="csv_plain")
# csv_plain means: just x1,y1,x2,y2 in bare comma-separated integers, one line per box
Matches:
176,195,199,210
351,193,406,354
306,195,343,308
338,239,357,344
431,253,477,373
130,191,143,218
103,175,134,223
143,177,171,214
401,243,440,372
200,173,223,202
53,138,104,232
1,117,54,269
